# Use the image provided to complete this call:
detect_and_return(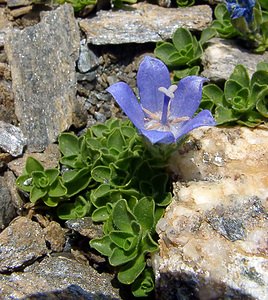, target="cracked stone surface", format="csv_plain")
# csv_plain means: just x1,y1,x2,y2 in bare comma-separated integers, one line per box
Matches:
0,217,48,273
79,3,212,45
154,126,268,300
5,4,86,152
201,38,268,82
